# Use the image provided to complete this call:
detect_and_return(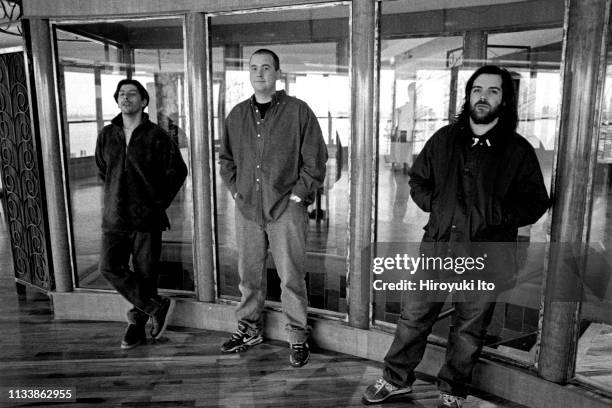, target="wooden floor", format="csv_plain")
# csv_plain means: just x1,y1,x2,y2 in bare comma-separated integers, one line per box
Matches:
0,219,528,408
